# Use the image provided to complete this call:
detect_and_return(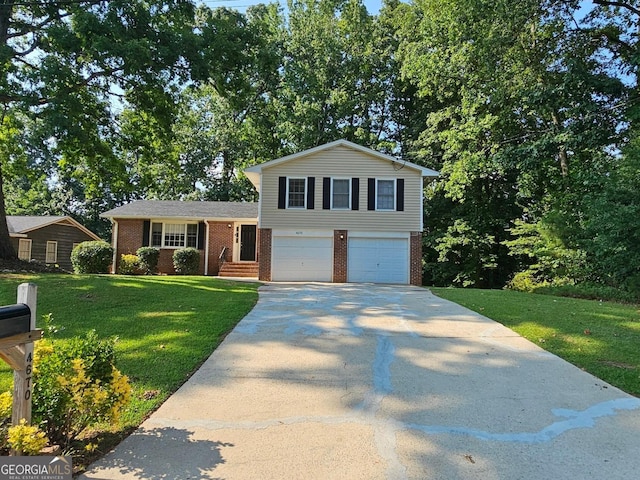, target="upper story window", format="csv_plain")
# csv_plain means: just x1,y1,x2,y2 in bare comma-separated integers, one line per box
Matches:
151,222,198,248
376,179,396,211
331,179,351,209
287,177,307,208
